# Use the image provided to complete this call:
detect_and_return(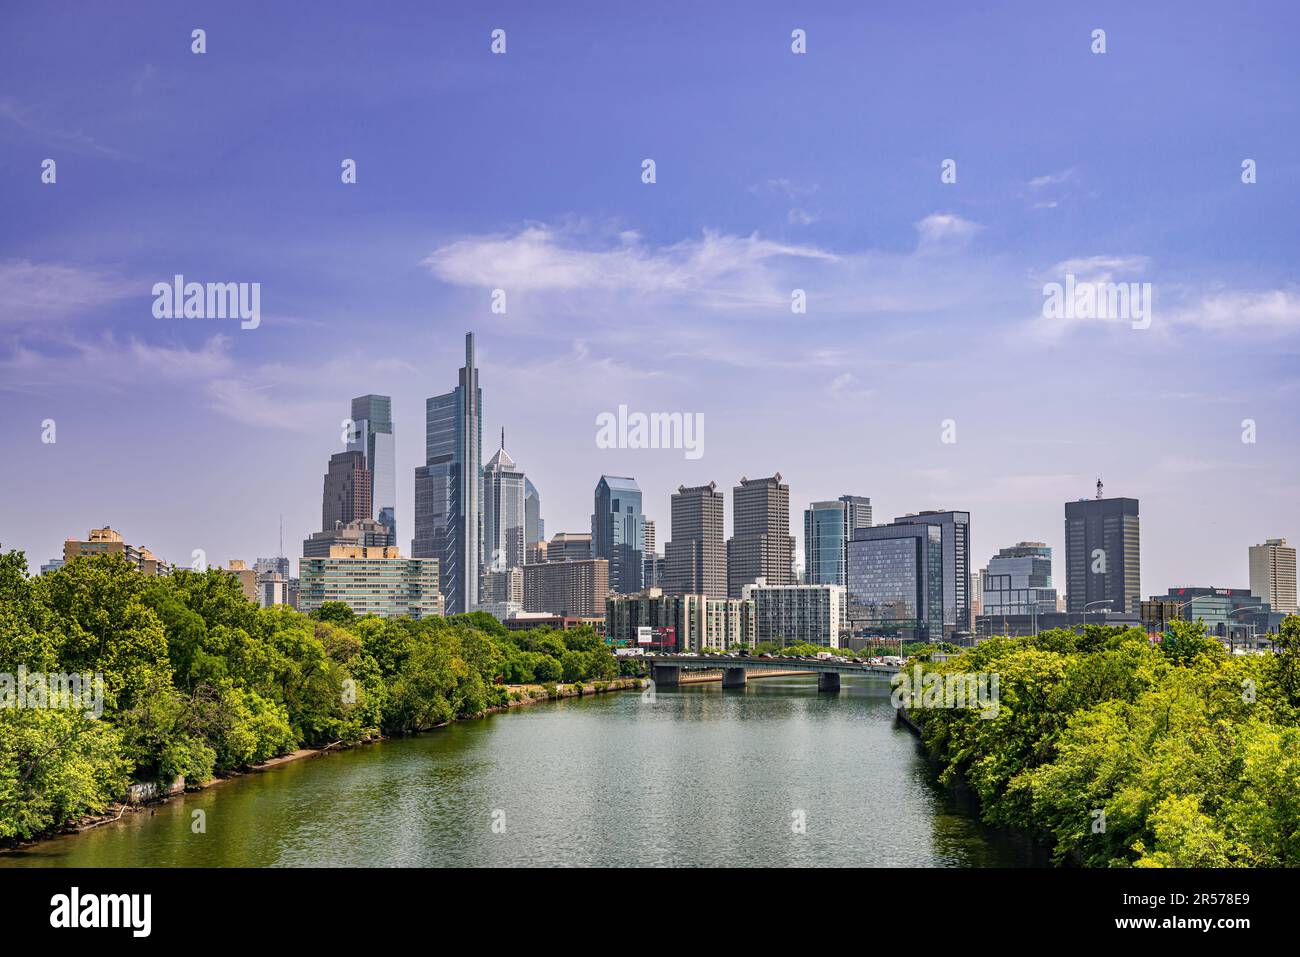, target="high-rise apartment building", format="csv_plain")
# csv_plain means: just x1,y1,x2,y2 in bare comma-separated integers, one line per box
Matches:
547,532,592,563
665,482,726,597
743,583,846,648
523,558,609,617
1065,492,1140,615
1249,539,1297,615
804,494,873,587
592,475,644,594
606,588,749,653
348,394,396,546
303,517,395,558
299,545,442,620
727,474,794,597
321,450,372,533
413,333,482,615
